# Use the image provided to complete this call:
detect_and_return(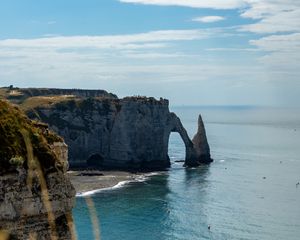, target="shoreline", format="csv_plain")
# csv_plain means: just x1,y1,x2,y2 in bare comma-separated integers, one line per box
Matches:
68,170,162,197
